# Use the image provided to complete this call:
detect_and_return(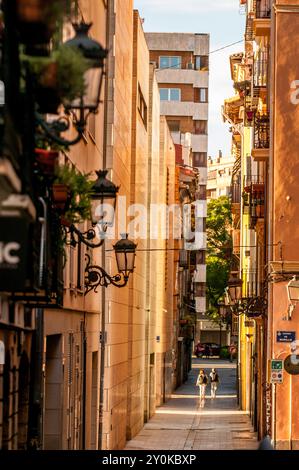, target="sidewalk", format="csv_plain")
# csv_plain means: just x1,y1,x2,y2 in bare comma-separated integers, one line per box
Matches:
125,359,258,450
